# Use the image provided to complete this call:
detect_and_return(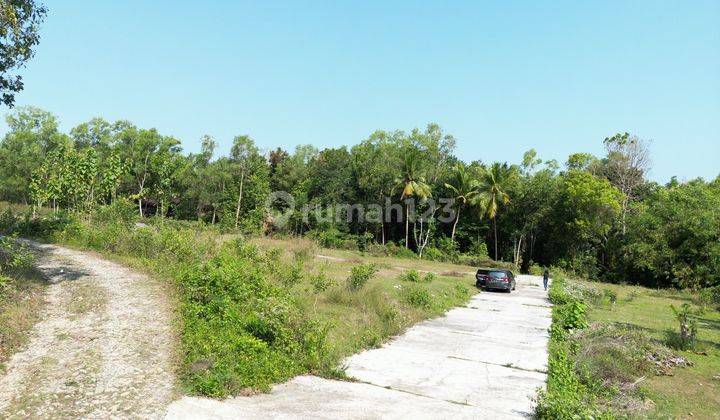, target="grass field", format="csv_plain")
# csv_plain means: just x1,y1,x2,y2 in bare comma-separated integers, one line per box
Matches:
574,280,720,418
248,237,478,364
